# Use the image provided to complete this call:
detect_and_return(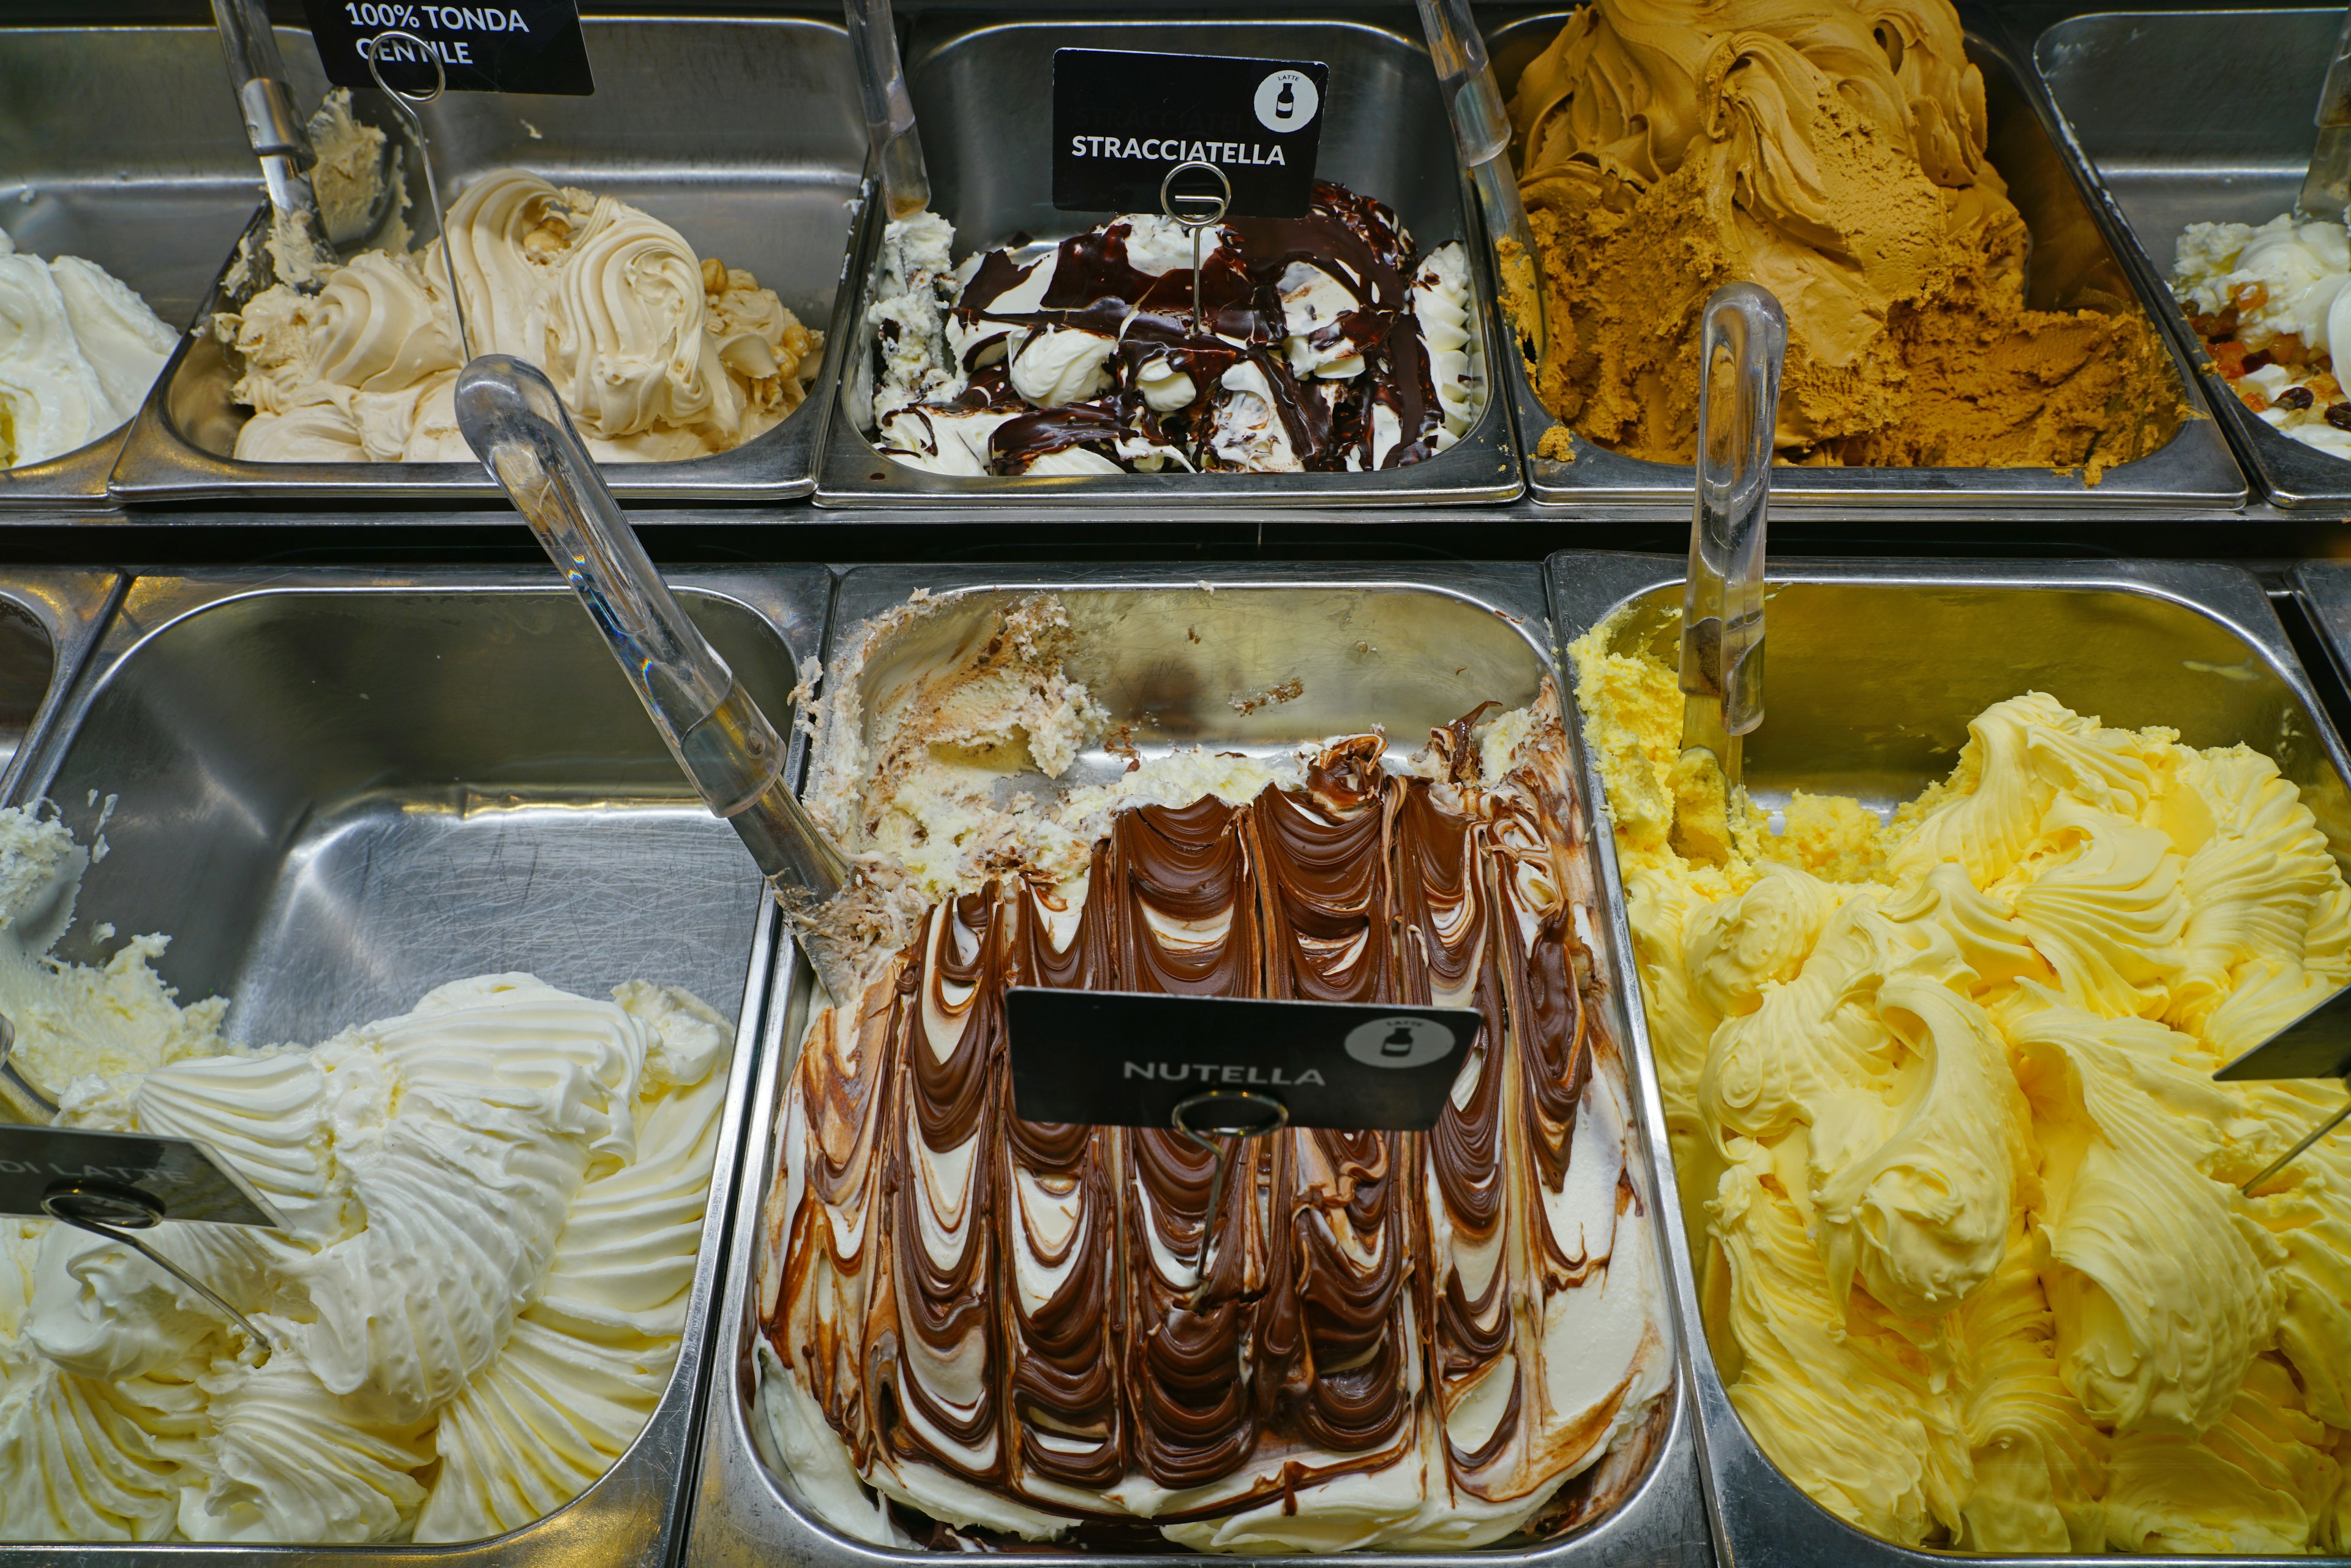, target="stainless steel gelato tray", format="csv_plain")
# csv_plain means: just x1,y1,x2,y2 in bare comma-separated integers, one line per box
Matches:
0,29,278,511
686,563,1712,1568
107,18,869,507
812,19,1523,508
1485,9,2244,513
2036,9,2351,511
0,569,122,798
0,564,831,1562
1547,550,2351,1568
